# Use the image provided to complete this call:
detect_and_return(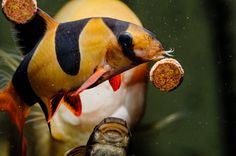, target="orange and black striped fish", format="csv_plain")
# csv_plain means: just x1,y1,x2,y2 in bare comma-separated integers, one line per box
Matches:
0,7,170,134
